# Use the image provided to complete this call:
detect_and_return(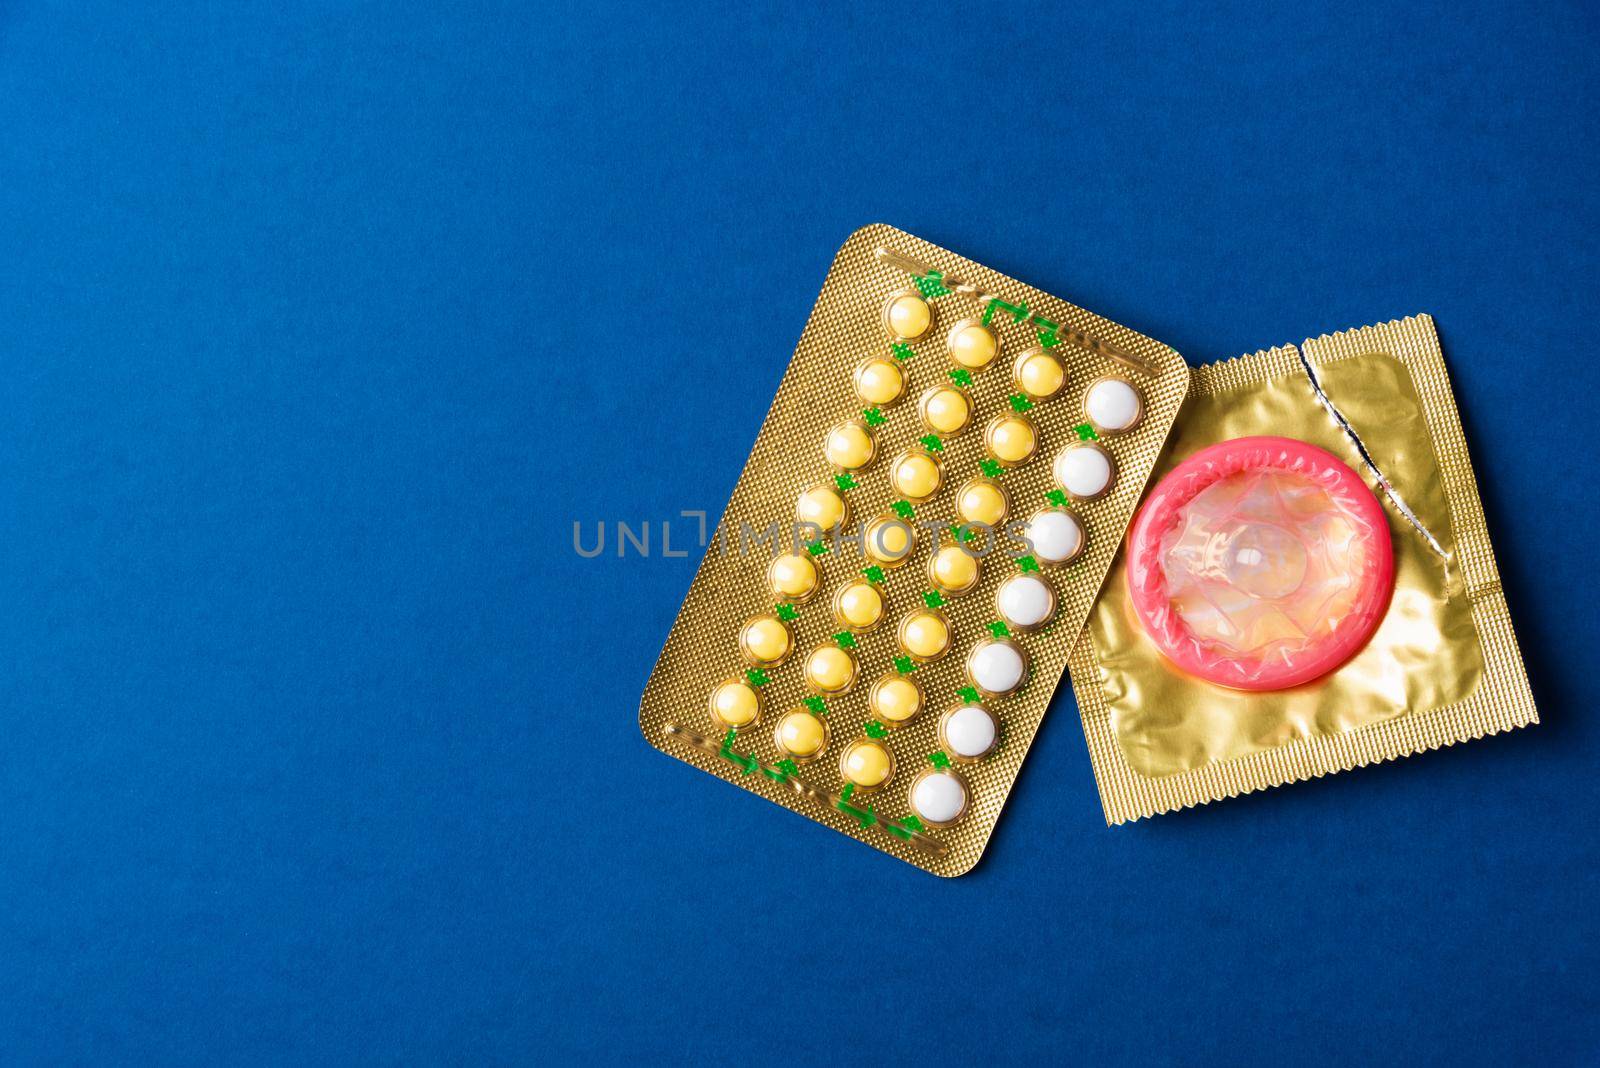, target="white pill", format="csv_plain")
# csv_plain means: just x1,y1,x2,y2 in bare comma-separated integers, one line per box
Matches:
1054,444,1113,499
912,772,967,825
969,640,1026,695
1085,378,1142,432
997,573,1055,629
1024,510,1084,564
943,704,998,759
